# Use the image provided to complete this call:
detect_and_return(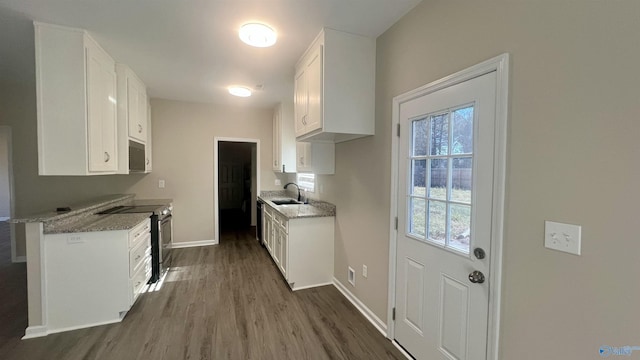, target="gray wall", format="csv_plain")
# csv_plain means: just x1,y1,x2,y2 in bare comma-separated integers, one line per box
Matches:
323,1,640,358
